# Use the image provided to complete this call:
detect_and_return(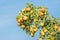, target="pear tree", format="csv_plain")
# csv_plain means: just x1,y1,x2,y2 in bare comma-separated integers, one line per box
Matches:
16,3,60,40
